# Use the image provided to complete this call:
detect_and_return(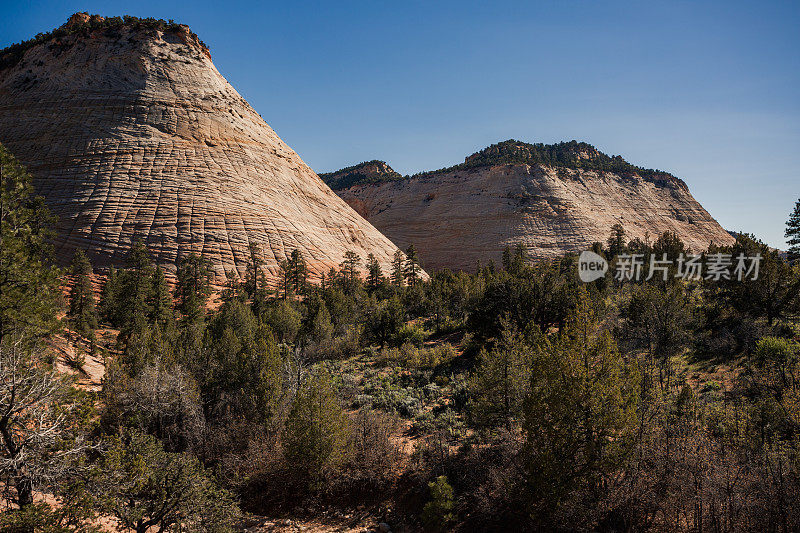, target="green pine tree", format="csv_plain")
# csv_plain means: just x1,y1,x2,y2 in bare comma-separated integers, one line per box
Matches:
365,253,384,292
175,253,213,325
421,476,456,532
99,267,123,326
119,240,155,337
522,287,639,518
606,223,627,257
0,143,61,343
786,198,800,261
404,244,421,287
282,372,349,482
390,249,405,288
148,265,174,326
339,251,361,294
289,249,308,295
67,250,98,337
469,321,533,431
